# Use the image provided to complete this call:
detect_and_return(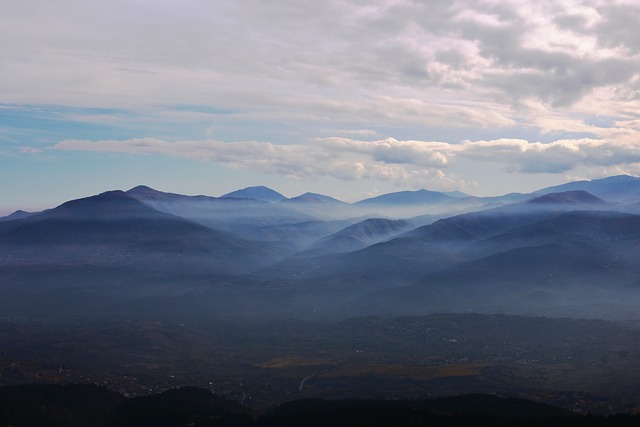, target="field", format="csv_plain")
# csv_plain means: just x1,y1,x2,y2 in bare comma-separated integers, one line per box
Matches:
2,313,640,414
